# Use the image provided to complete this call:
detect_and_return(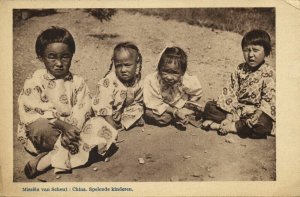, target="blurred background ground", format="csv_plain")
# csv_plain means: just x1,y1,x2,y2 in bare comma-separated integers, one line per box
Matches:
13,8,276,182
